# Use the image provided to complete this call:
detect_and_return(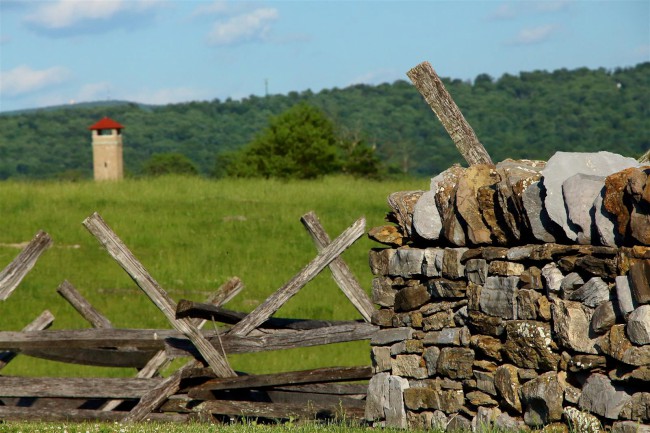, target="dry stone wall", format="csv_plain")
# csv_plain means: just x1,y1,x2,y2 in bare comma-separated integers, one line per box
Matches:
365,152,650,433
